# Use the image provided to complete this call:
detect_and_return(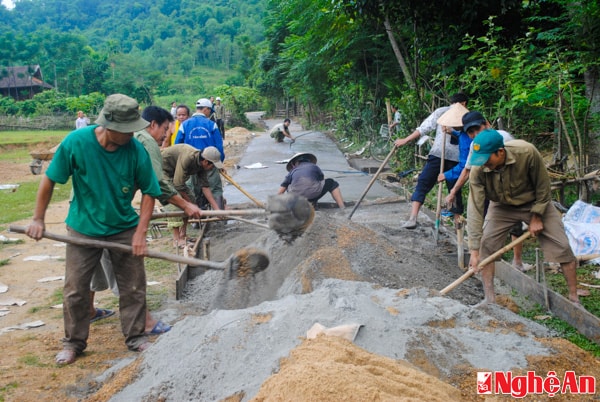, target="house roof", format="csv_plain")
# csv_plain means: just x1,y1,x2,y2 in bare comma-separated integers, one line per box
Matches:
0,65,53,90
